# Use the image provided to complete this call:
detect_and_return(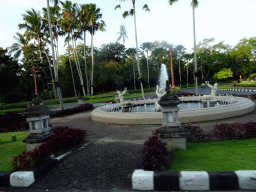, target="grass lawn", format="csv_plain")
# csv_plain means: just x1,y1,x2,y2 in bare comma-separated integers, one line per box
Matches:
170,138,256,172
0,130,91,172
